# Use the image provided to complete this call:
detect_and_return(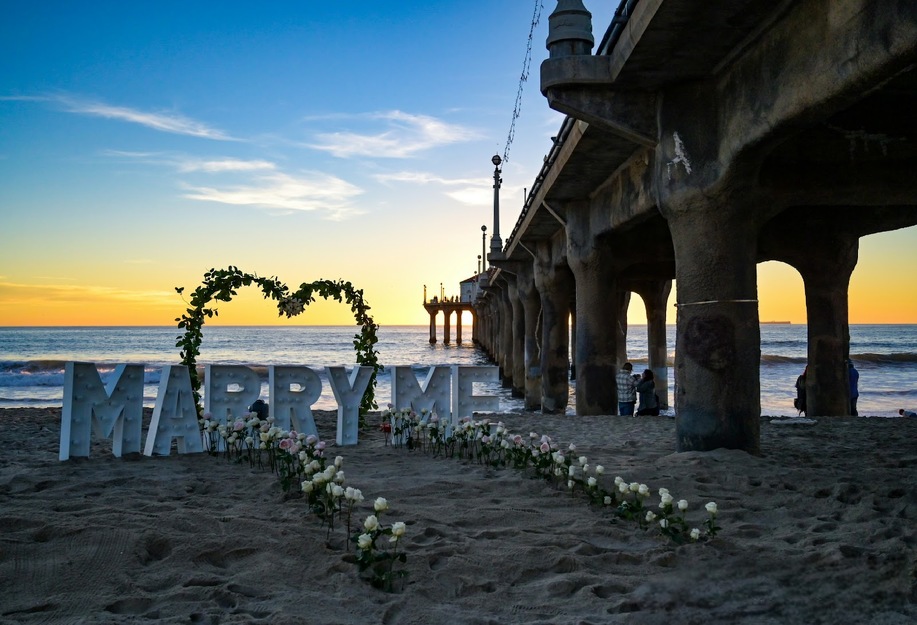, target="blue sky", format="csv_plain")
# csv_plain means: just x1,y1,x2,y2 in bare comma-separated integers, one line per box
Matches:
0,1,566,325
3,1,915,326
